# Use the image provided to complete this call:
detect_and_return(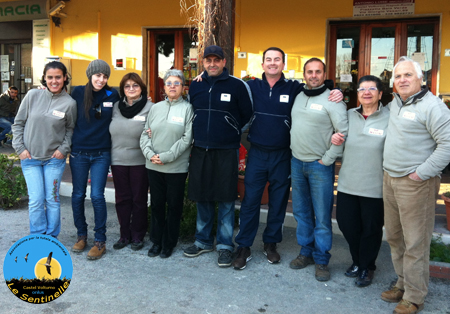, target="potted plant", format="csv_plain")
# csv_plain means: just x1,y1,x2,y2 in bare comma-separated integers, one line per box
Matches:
237,170,269,205
440,191,450,231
